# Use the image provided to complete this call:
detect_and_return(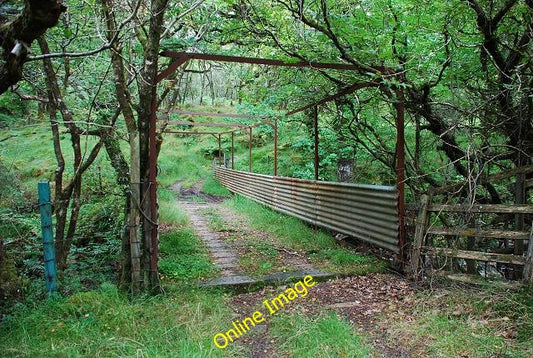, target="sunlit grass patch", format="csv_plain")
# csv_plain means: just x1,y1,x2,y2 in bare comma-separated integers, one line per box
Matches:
269,311,371,358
